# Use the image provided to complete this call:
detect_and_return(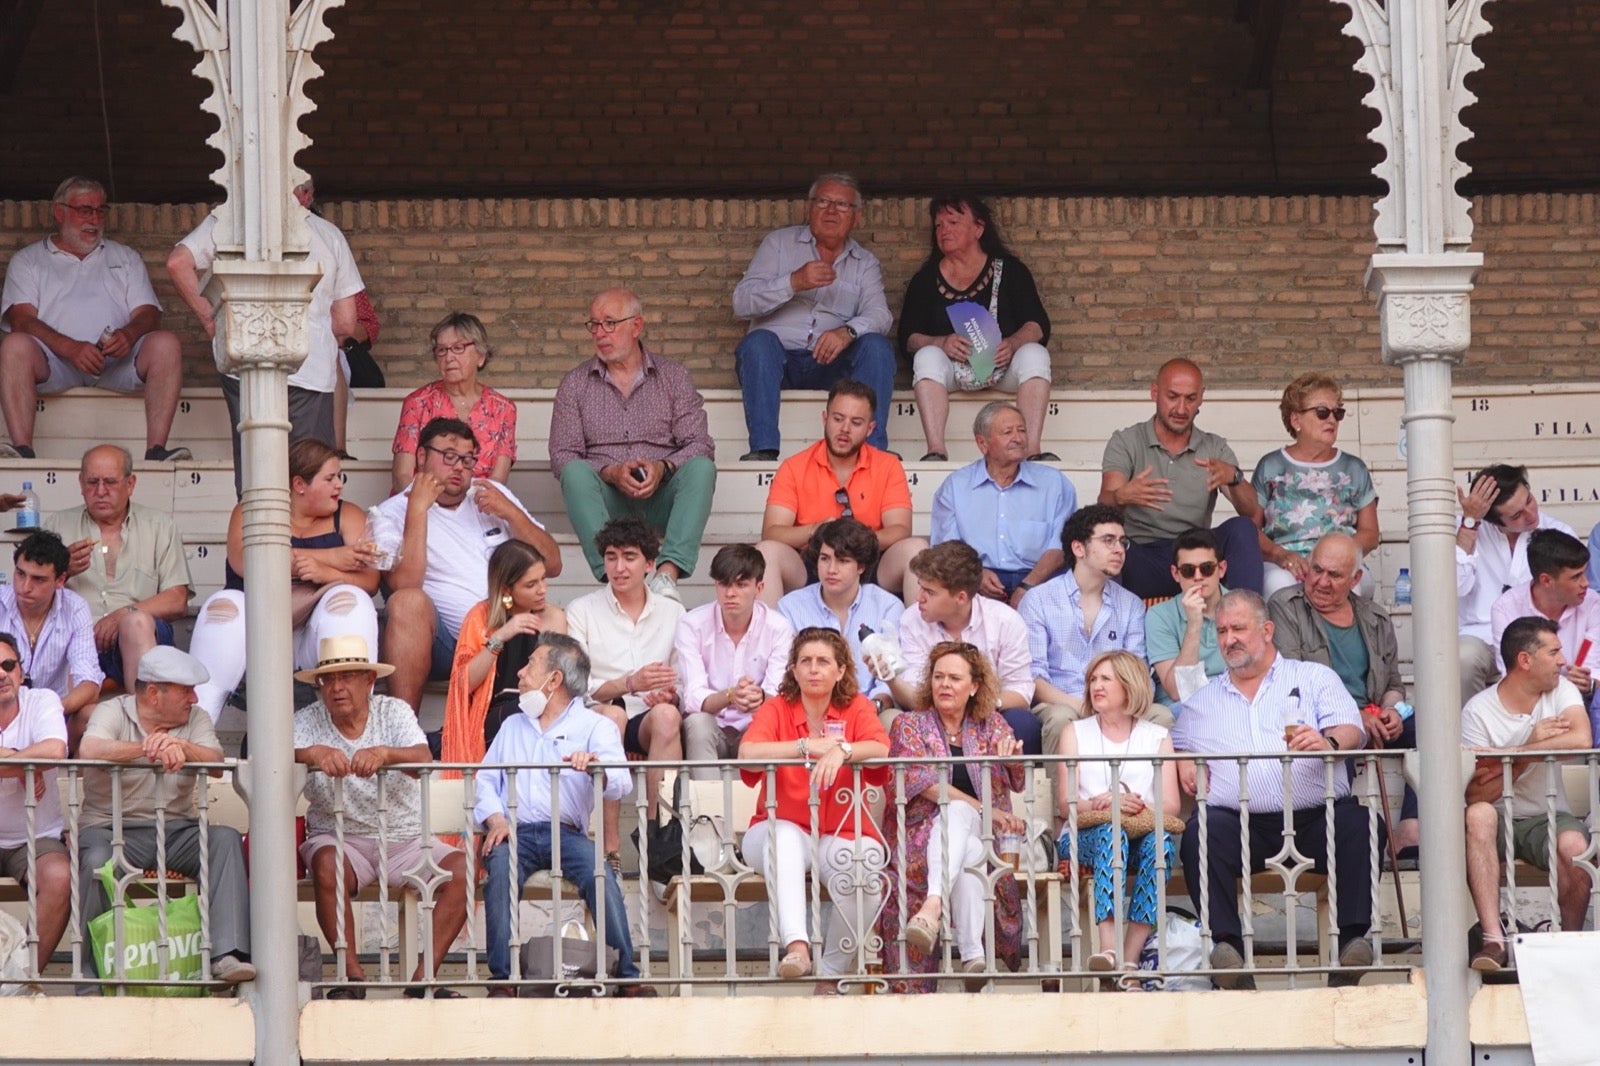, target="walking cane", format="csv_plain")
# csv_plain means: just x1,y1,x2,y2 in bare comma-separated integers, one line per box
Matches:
1363,708,1411,940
